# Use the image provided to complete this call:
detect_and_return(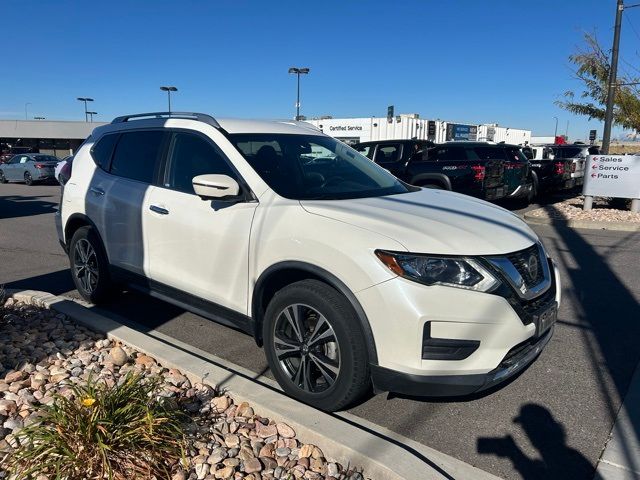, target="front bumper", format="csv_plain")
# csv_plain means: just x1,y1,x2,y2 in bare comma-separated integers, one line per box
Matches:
371,326,553,396
357,253,560,397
